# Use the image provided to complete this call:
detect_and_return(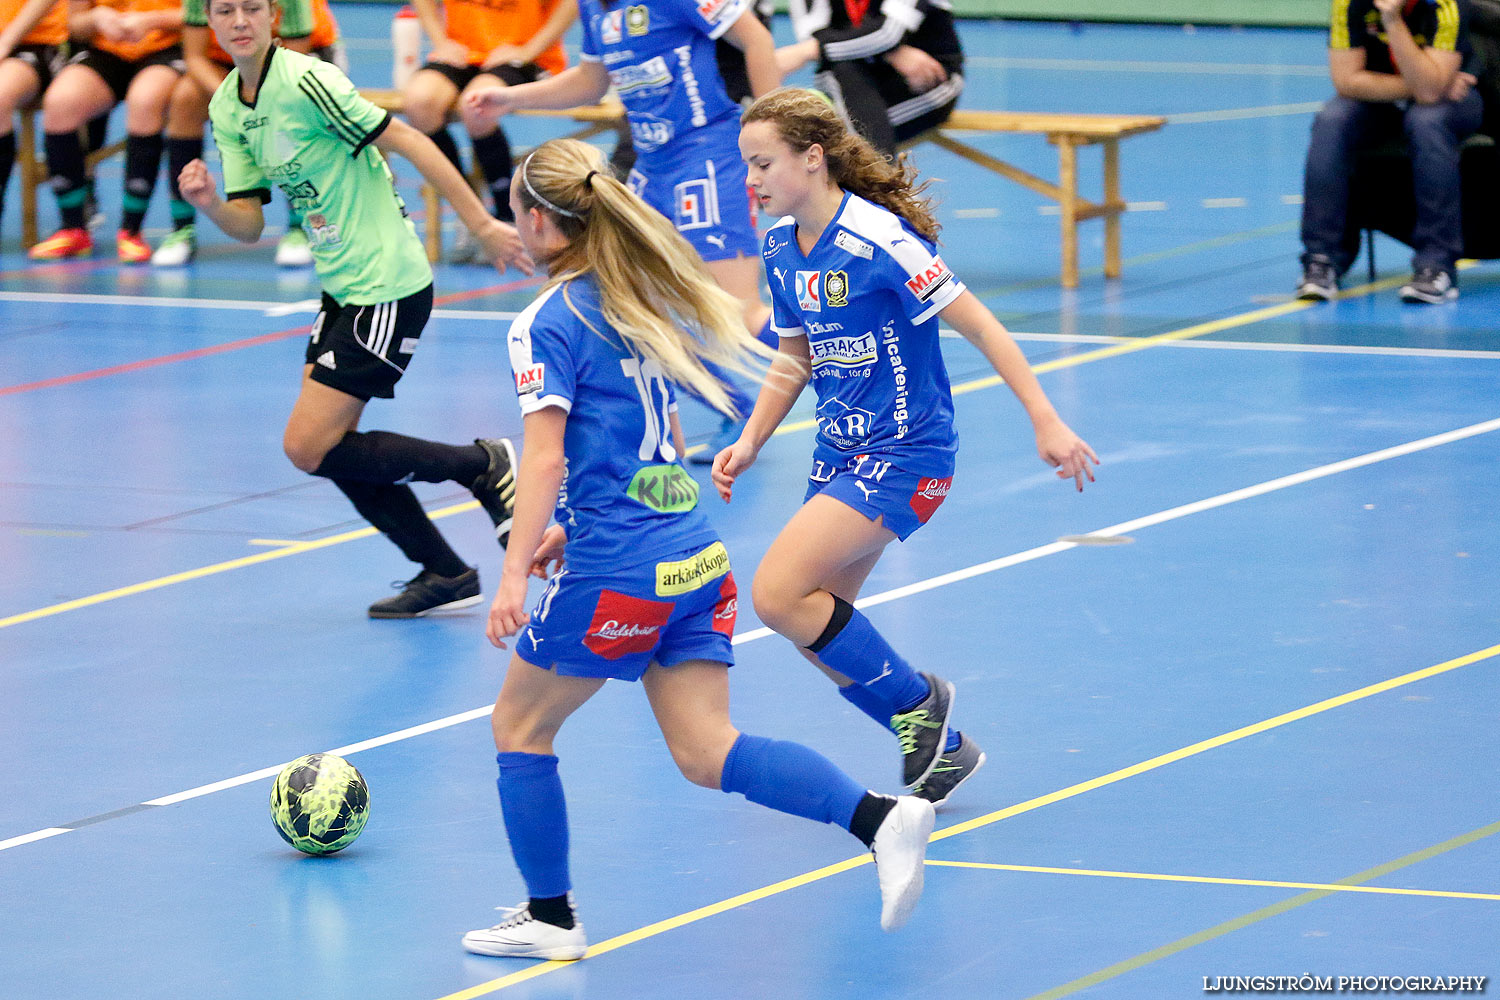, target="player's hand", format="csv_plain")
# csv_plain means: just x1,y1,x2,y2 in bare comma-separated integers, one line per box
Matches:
530,525,568,578
710,436,758,503
475,218,535,276
92,6,129,41
429,39,470,66
774,39,818,78
1445,71,1477,102
1035,417,1098,492
482,44,528,69
117,11,151,42
884,45,947,93
178,159,218,210
1372,0,1402,20
464,85,516,121
486,572,531,649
